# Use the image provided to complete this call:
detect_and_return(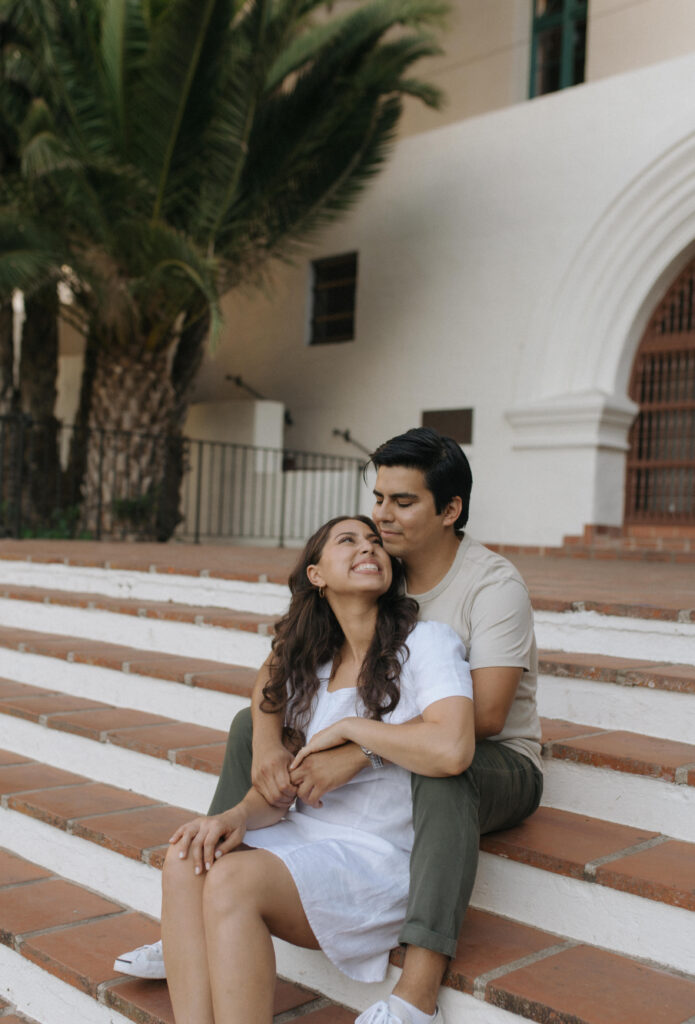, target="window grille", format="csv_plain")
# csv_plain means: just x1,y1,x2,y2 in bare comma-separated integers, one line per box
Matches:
625,261,695,524
529,0,587,98
309,252,358,345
